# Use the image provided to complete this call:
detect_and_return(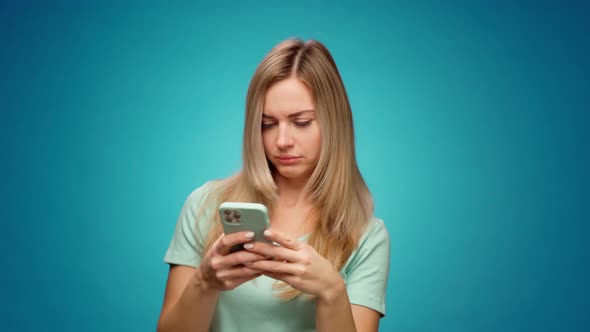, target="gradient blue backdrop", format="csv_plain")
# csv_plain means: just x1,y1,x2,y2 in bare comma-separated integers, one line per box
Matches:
1,1,589,331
